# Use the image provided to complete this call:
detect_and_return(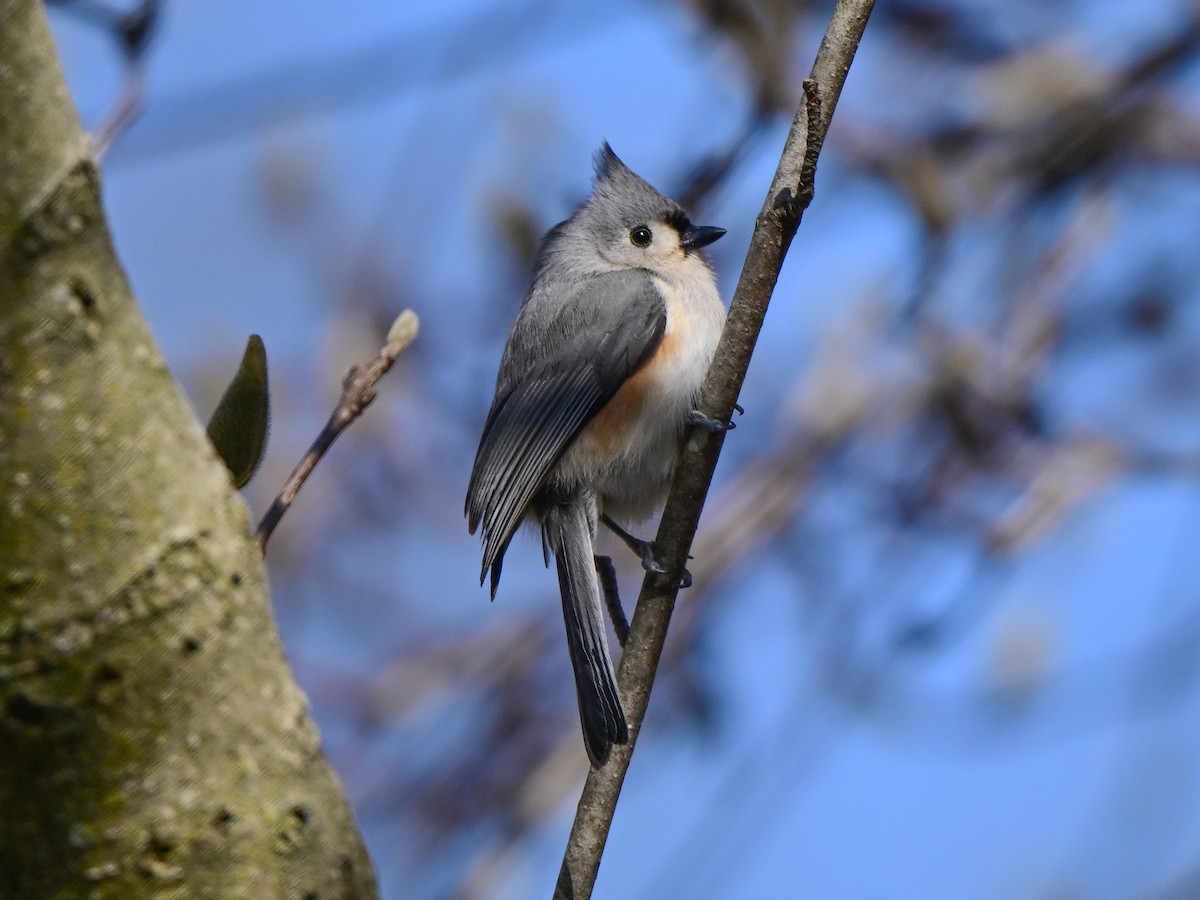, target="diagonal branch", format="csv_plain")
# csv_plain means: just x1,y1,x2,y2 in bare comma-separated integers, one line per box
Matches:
255,310,419,555
554,1,877,896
